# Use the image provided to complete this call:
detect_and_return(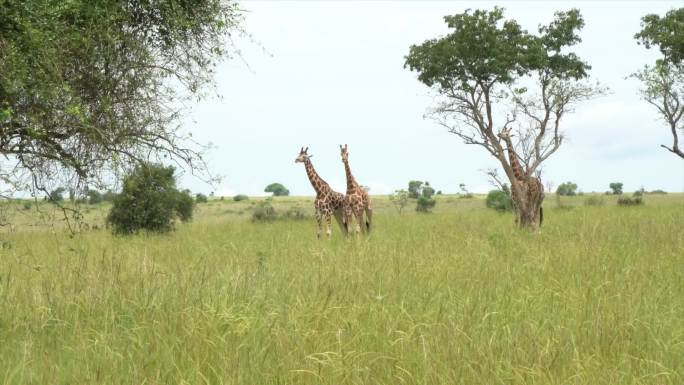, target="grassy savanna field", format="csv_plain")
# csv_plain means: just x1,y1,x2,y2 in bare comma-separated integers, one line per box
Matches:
0,194,683,384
